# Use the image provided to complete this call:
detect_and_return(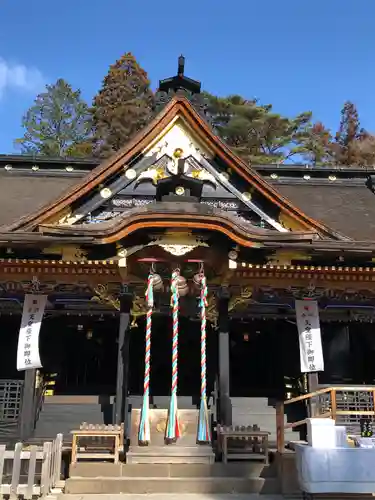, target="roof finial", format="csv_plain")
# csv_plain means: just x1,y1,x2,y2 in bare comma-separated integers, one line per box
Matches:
178,55,185,77
157,55,201,95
